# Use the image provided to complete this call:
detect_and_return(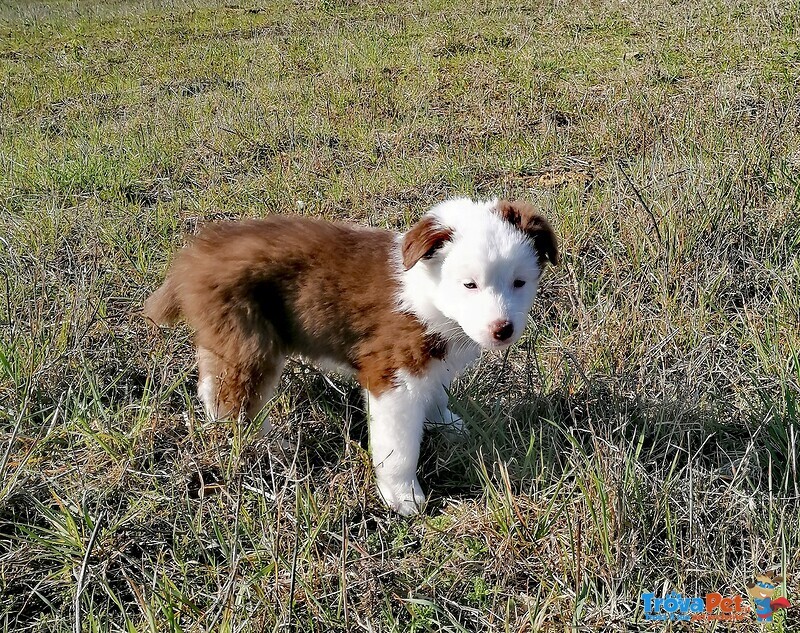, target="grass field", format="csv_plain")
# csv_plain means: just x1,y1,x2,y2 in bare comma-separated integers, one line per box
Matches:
1,0,800,630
